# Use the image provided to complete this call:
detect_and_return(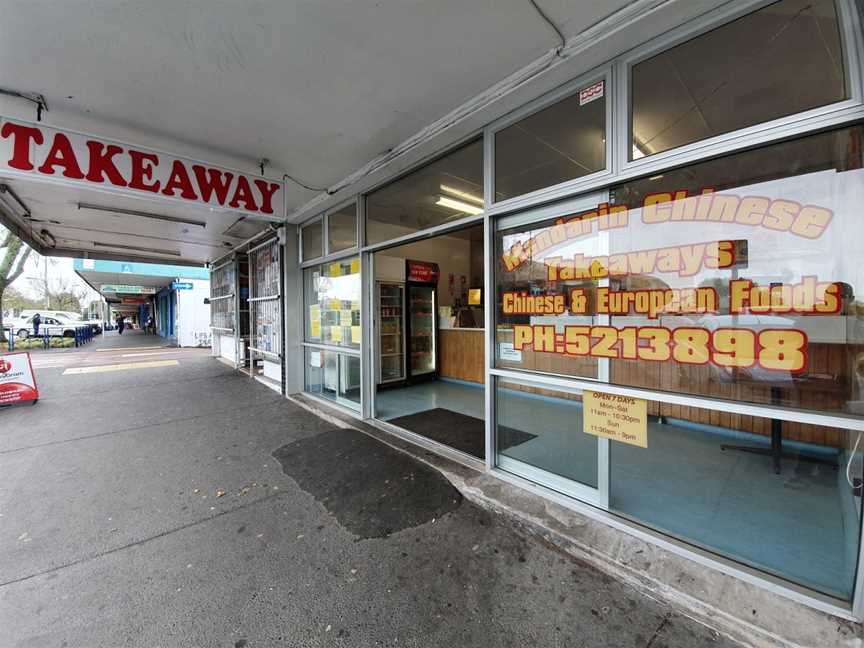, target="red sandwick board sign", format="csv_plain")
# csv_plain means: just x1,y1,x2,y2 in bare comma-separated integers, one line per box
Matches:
0,351,39,405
